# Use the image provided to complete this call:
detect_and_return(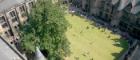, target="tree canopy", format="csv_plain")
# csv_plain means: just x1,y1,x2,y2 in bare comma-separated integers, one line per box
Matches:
20,0,70,60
